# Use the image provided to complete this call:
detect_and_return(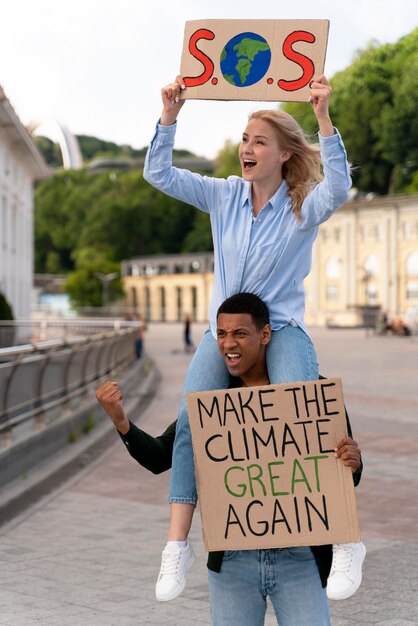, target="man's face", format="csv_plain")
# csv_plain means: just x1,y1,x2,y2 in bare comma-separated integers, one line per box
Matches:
216,312,270,380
